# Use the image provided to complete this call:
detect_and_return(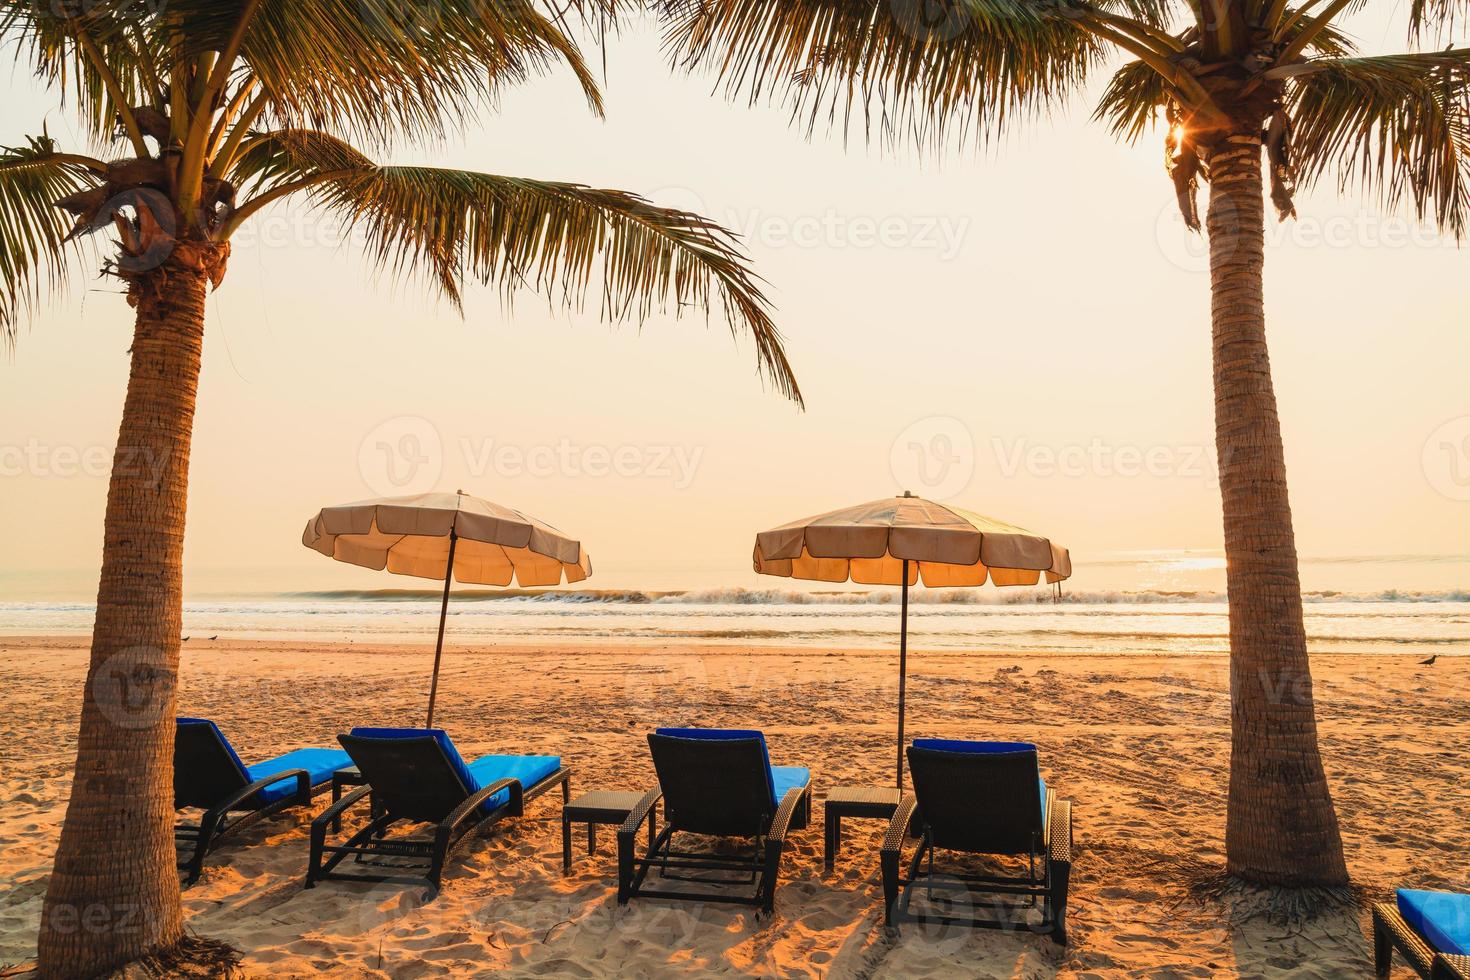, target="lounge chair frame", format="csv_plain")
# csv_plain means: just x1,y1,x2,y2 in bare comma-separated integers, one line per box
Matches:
1373,901,1470,980
616,782,810,915
880,788,1073,944
176,768,321,885
305,748,571,897
174,720,343,885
